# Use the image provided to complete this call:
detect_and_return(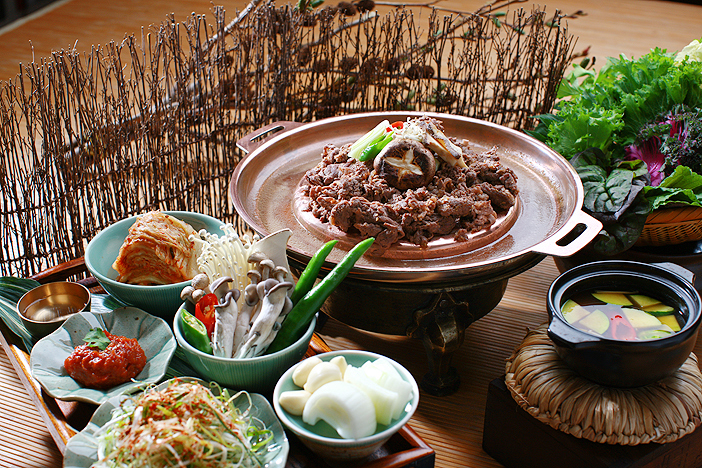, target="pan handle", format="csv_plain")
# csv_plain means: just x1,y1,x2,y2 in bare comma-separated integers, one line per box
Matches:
236,121,304,154
532,210,603,258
